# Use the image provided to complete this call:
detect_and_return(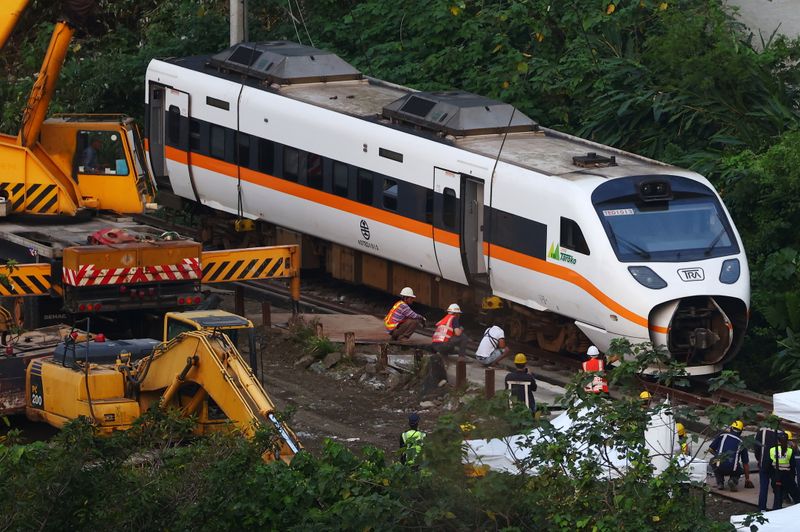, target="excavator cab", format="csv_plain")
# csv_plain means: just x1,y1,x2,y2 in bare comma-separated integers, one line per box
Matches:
163,310,258,368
